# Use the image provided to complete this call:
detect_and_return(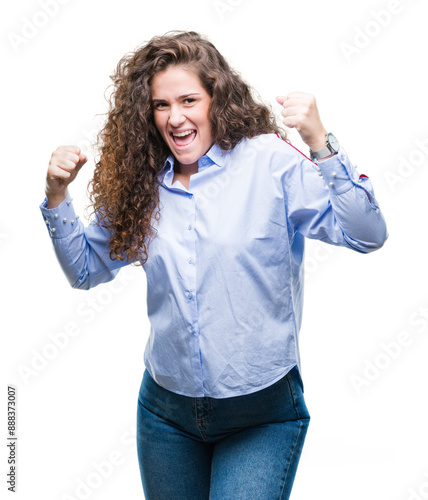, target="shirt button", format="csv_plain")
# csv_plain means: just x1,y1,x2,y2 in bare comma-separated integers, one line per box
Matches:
187,293,193,300
188,258,194,264
187,224,192,230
